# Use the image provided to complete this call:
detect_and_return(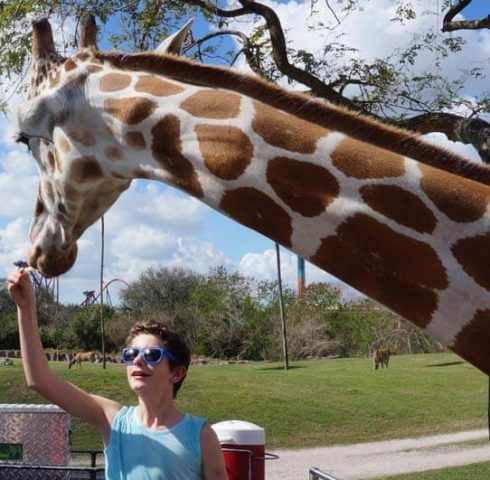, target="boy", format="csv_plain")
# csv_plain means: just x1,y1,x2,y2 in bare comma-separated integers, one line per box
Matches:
7,268,226,479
